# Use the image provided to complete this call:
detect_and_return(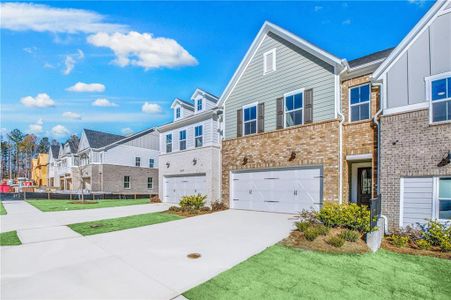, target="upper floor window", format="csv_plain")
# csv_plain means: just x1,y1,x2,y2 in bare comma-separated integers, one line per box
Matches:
263,49,276,74
285,90,303,127
179,130,187,150
149,158,155,168
197,99,203,111
166,134,172,153
147,177,153,189
176,107,181,119
135,157,141,167
431,76,451,123
195,125,203,147
438,177,451,220
124,176,130,189
243,104,257,135
349,84,370,122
